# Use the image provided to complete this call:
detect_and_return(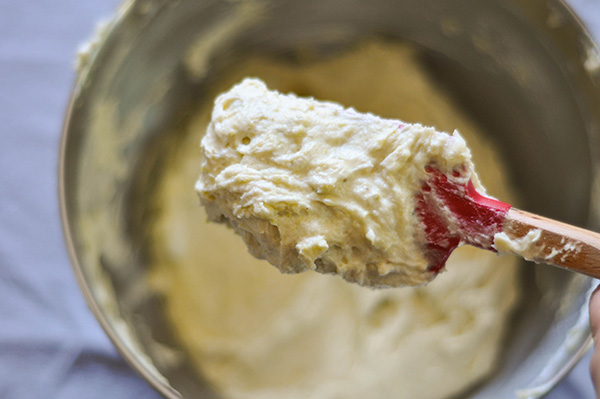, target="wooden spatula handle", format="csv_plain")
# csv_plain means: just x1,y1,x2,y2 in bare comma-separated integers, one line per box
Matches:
499,208,600,278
